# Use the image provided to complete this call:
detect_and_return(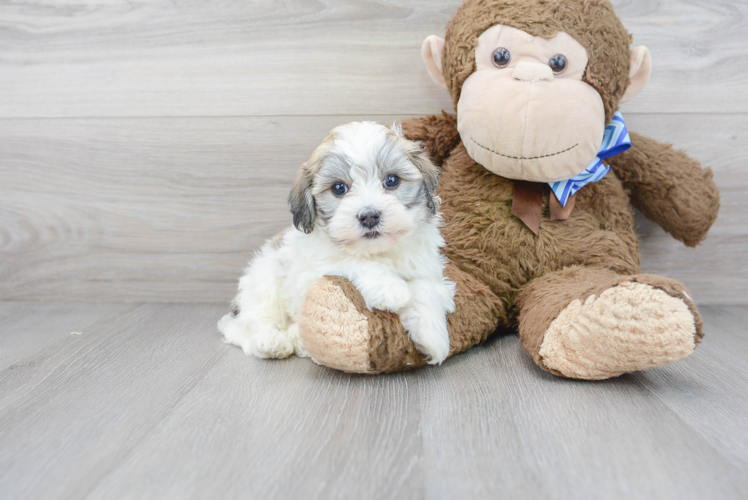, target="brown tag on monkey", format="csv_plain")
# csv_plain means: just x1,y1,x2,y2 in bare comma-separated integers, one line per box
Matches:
550,193,576,221
512,181,544,235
